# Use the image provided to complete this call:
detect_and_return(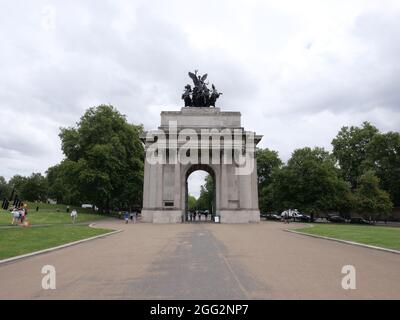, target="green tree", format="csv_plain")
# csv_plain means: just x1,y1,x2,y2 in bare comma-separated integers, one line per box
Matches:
364,132,400,206
256,148,283,189
332,122,379,188
187,195,197,211
20,173,48,202
46,161,83,205
196,175,215,212
256,148,283,213
0,176,11,200
59,105,144,213
268,147,352,220
354,170,393,219
8,175,27,200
